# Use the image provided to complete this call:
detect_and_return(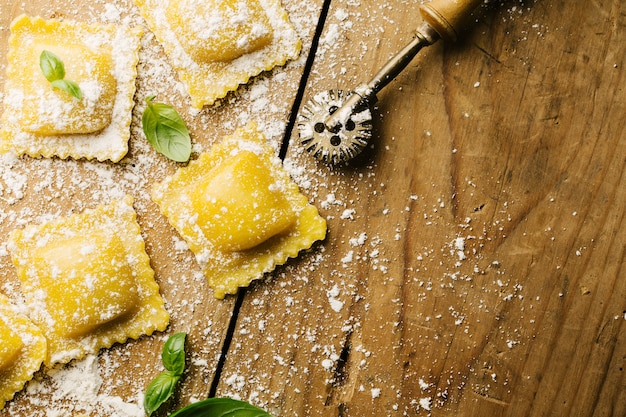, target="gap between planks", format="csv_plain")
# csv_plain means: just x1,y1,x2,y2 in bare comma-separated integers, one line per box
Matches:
208,0,334,398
